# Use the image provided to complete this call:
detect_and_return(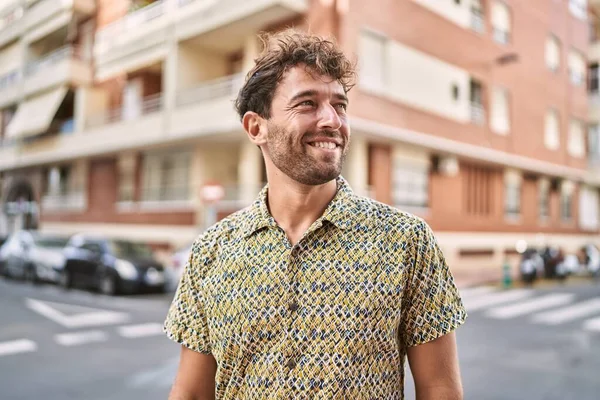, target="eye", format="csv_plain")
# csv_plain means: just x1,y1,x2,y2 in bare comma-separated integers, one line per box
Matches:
298,100,315,107
335,103,348,111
